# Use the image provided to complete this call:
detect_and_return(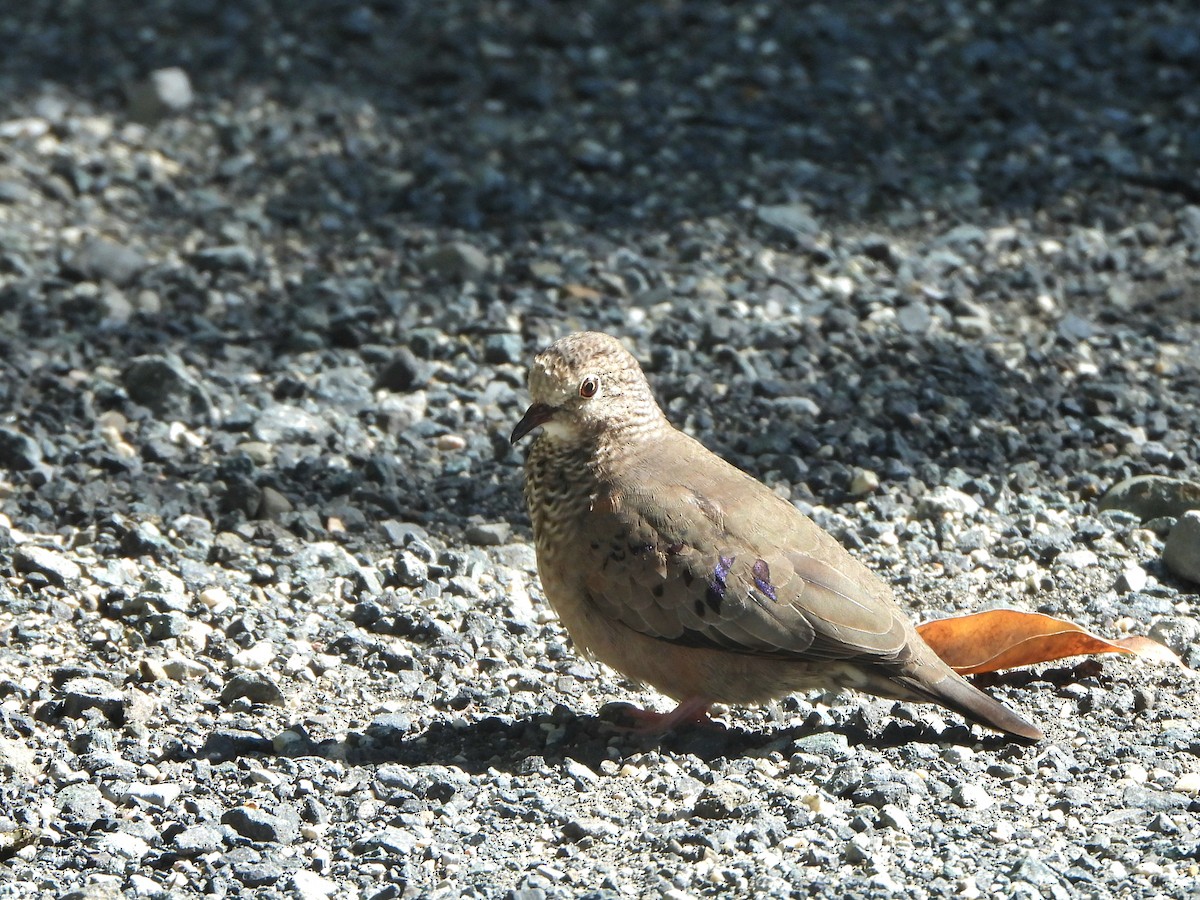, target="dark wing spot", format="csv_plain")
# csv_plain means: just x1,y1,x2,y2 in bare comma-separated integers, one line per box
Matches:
694,599,706,618
705,583,723,614
652,584,664,598
682,570,694,587
752,558,778,602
